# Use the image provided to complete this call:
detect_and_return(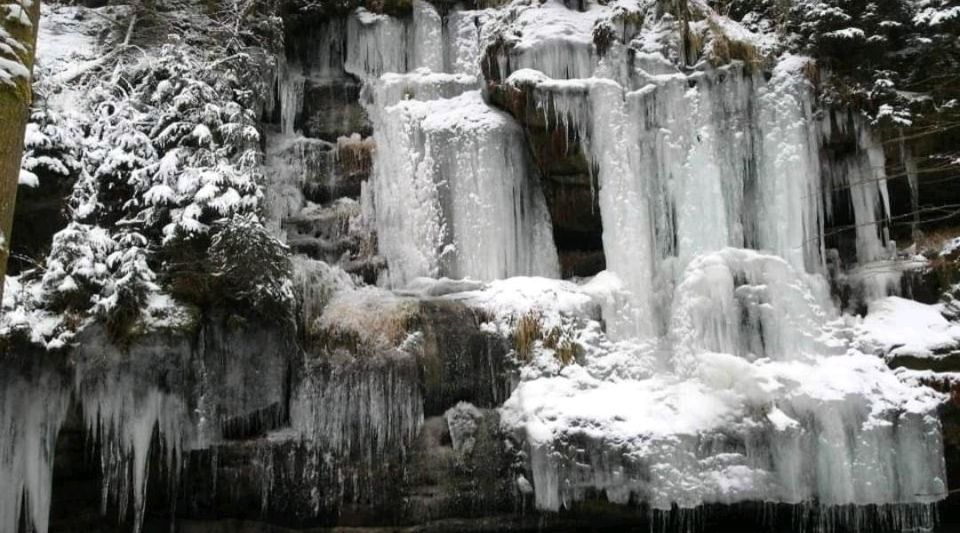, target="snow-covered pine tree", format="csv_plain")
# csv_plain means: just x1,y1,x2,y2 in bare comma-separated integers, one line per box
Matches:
41,222,116,313
208,213,294,320
101,230,158,339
